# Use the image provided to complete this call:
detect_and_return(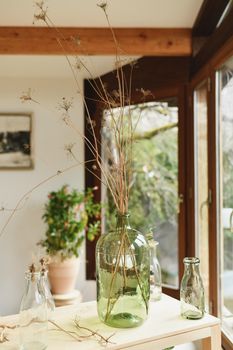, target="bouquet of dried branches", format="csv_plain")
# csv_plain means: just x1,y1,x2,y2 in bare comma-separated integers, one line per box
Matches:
32,0,151,329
